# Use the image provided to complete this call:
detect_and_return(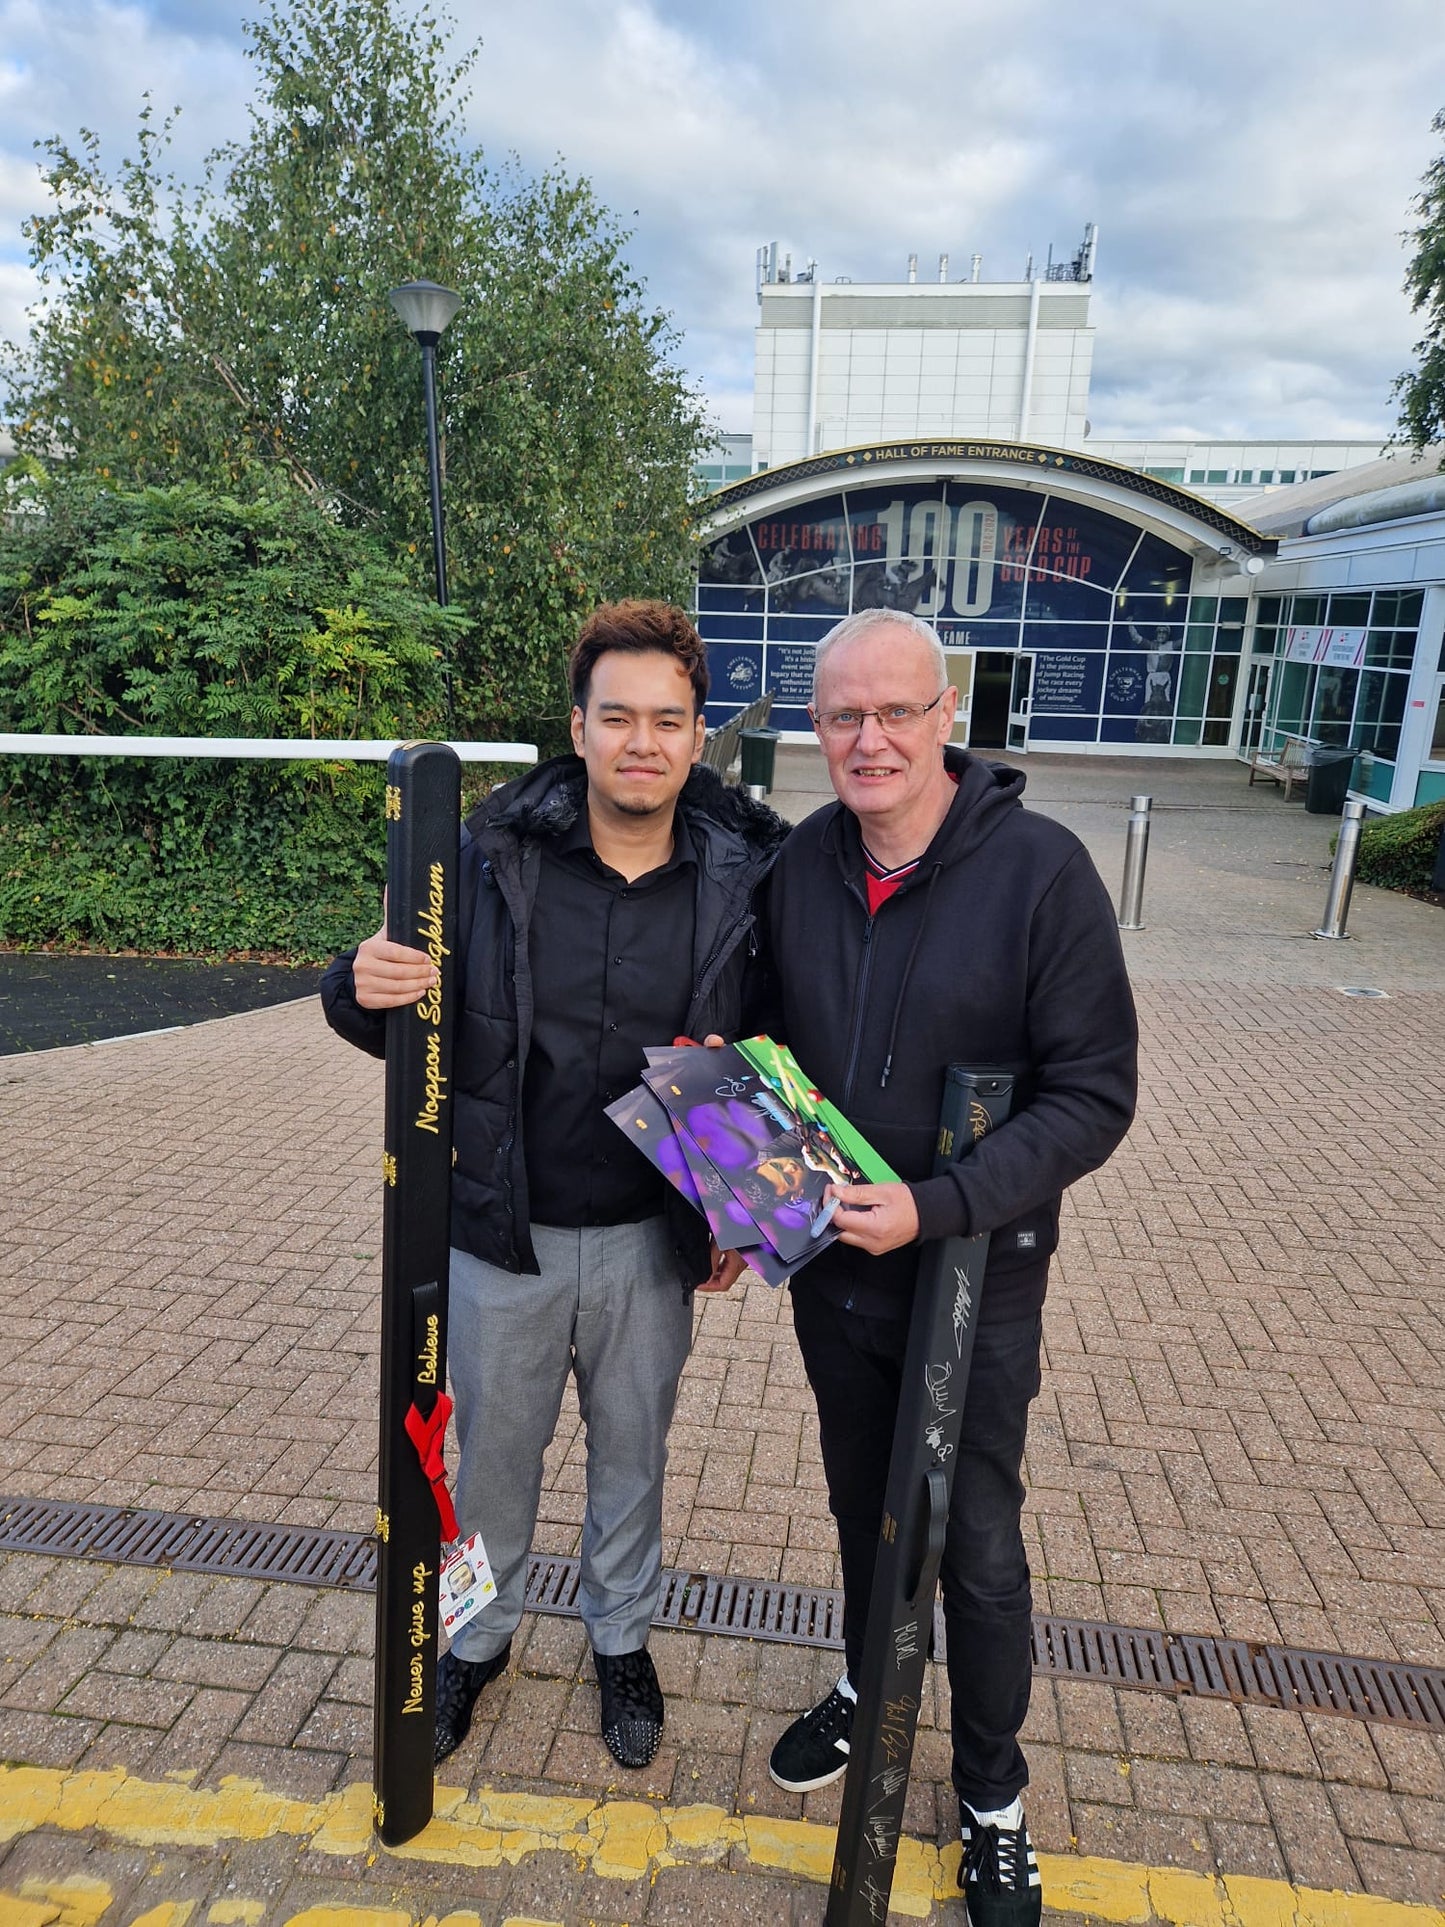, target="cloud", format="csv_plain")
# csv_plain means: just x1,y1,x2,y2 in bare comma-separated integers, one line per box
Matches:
3,0,1444,440
452,0,1445,436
